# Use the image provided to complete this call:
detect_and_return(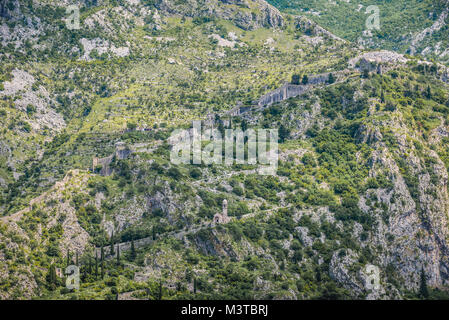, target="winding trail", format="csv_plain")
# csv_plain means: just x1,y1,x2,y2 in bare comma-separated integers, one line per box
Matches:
96,204,294,259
